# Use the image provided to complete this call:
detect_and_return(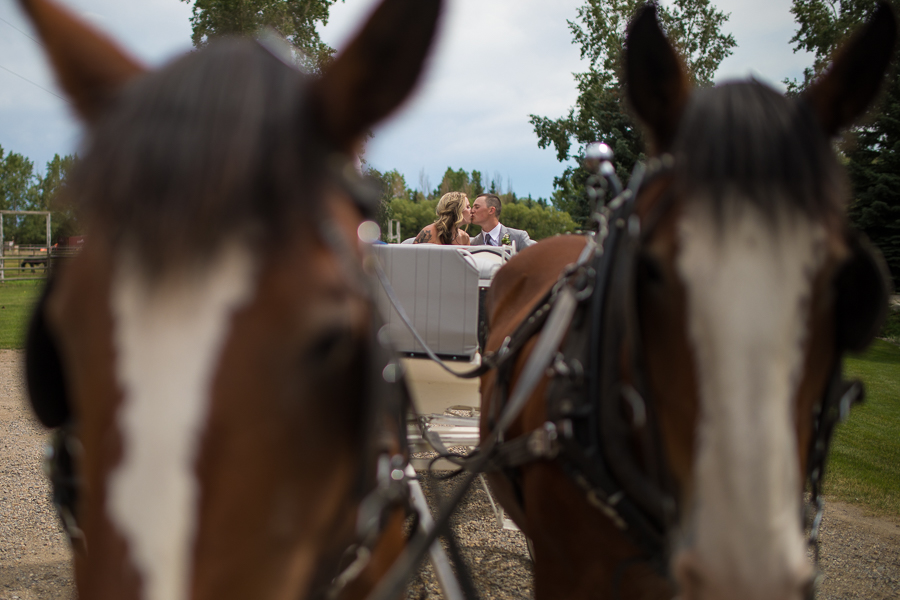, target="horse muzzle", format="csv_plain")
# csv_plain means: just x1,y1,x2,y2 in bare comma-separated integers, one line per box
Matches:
671,544,815,600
